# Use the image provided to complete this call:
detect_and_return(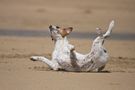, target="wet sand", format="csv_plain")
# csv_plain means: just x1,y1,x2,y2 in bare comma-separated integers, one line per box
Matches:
0,29,135,40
